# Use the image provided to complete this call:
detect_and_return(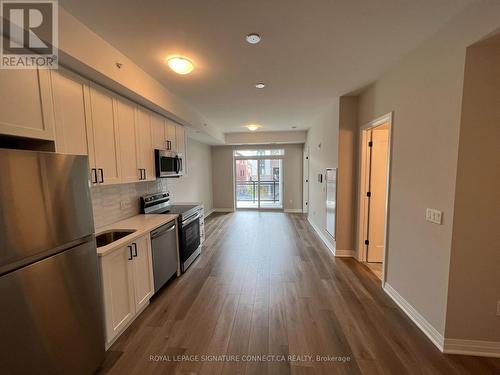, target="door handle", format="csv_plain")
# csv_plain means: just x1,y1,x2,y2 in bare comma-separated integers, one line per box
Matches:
127,245,133,260
138,168,143,180
132,243,138,257
98,168,104,183
142,169,146,180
